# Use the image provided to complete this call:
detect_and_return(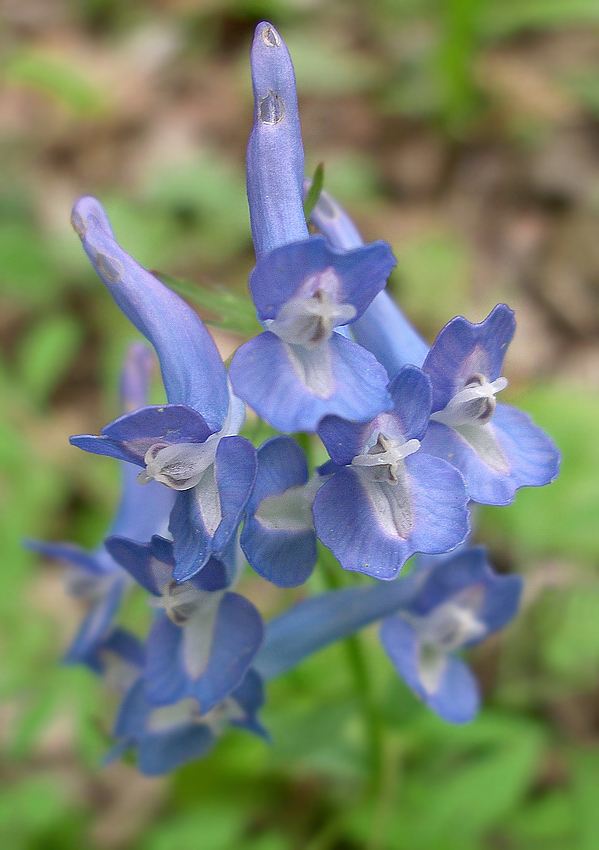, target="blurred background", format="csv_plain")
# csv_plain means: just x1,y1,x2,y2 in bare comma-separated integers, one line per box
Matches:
1,0,599,847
